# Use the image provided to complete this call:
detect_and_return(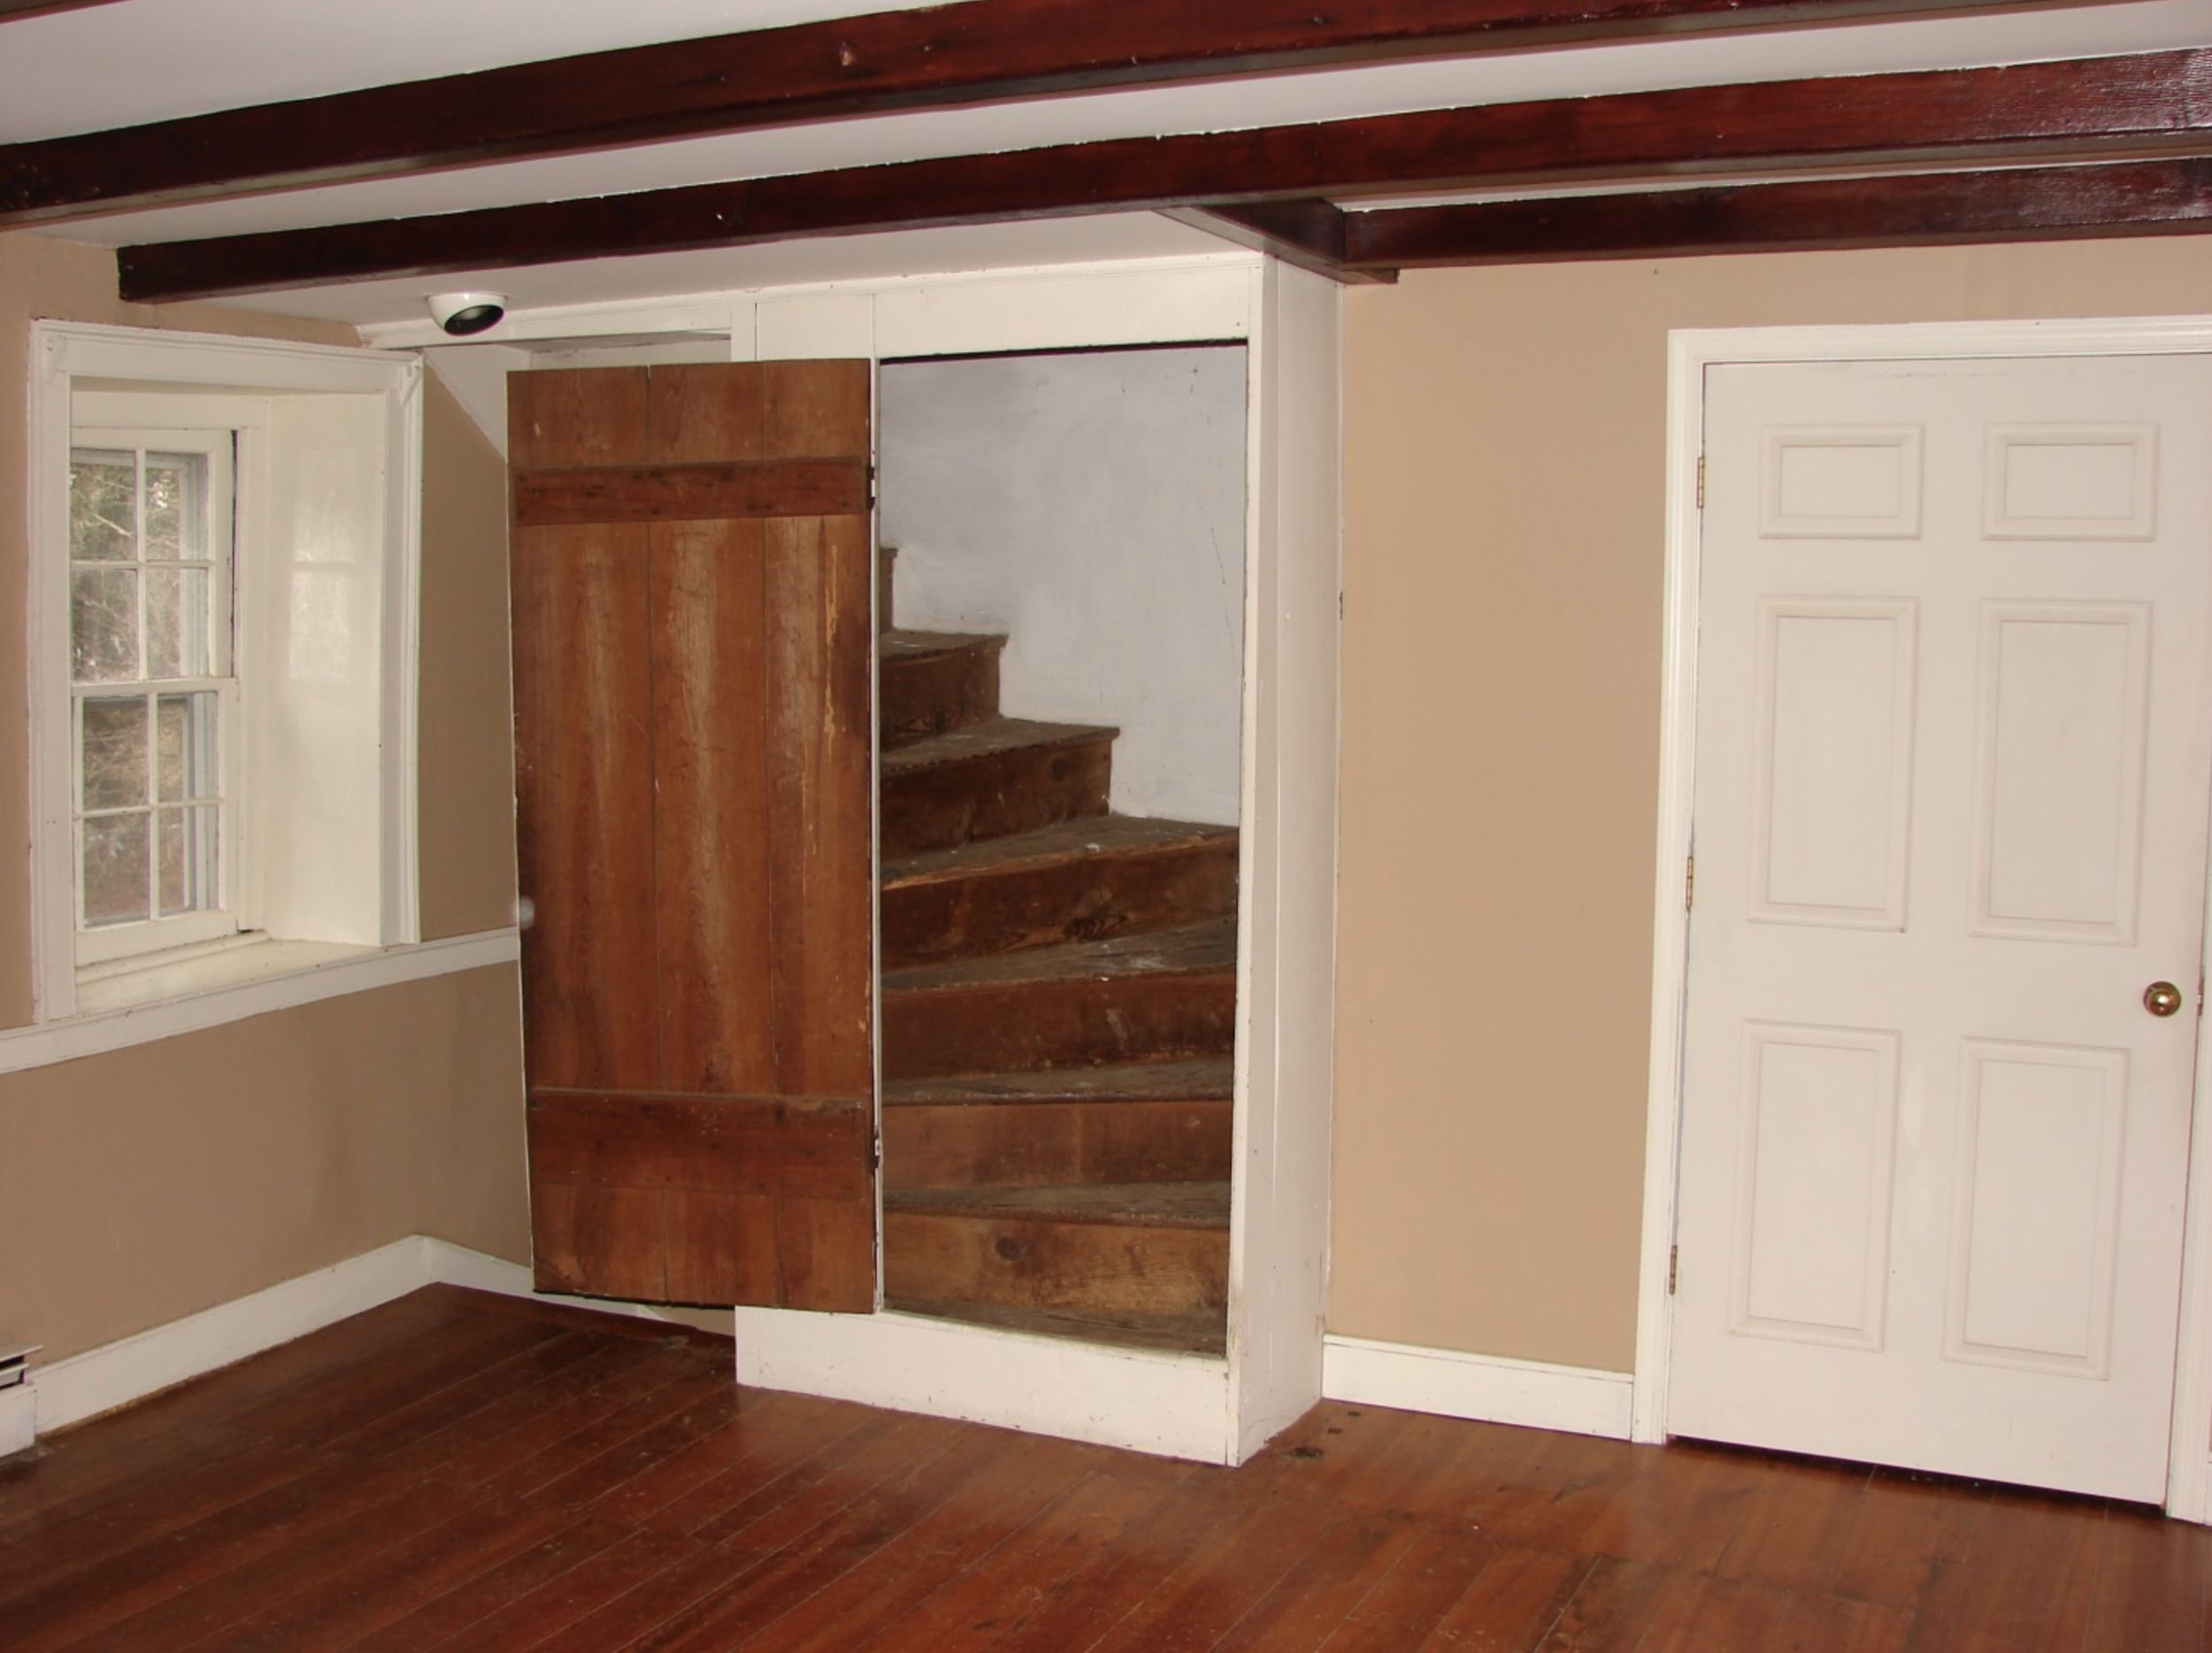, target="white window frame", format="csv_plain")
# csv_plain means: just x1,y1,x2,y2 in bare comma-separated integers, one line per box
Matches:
27,321,424,1025
66,425,242,965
